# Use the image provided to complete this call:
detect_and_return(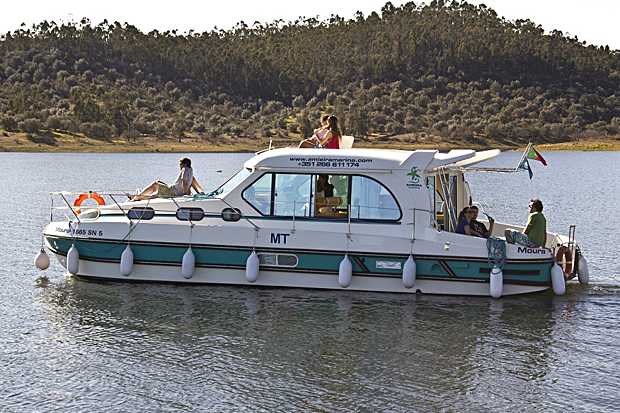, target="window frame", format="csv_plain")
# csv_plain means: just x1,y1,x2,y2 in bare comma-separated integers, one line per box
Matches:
242,172,402,222
176,207,205,222
127,207,155,220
